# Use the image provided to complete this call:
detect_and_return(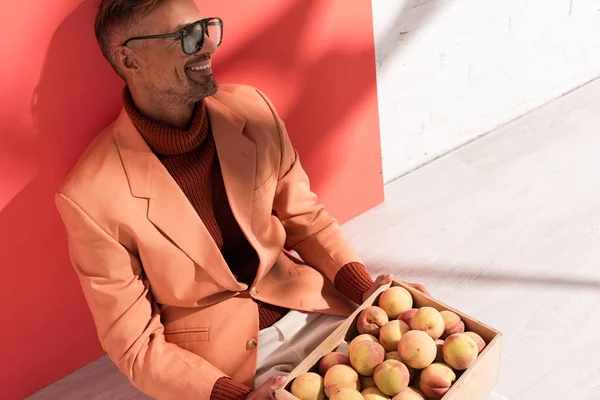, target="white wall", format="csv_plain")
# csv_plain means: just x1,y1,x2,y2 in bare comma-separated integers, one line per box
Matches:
373,0,600,183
